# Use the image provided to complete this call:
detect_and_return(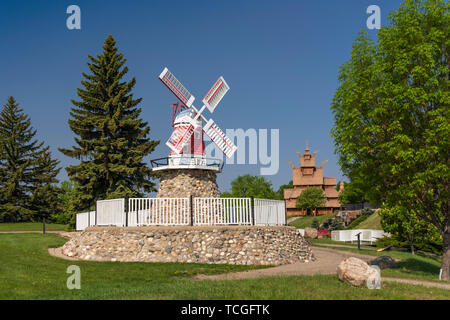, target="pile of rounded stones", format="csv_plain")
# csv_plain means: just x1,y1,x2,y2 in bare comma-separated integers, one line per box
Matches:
62,225,315,266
